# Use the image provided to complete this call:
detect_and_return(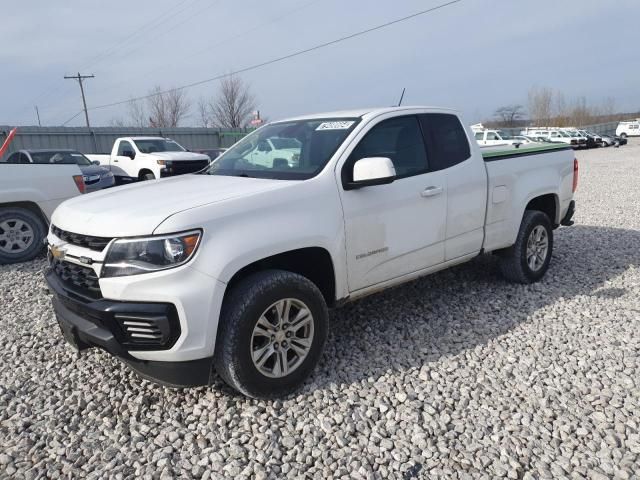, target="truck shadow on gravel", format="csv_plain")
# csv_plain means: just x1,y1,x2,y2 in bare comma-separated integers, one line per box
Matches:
308,224,639,391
